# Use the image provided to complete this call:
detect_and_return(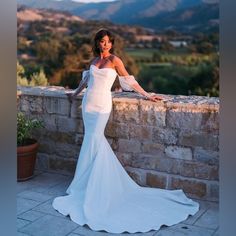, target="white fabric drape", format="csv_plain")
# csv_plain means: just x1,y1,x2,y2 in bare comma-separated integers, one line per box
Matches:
82,70,90,85
118,75,139,91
